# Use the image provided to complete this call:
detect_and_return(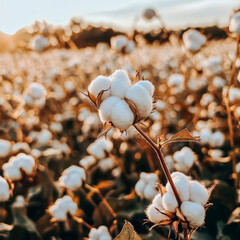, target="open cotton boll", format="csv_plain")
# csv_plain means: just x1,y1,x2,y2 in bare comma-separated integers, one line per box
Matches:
200,93,214,107
12,142,30,154
162,192,178,212
166,172,190,201
99,157,115,172
183,29,206,52
31,35,48,51
152,194,163,208
3,163,22,180
13,153,35,174
110,70,131,99
37,129,52,146
209,131,225,147
110,35,128,52
49,195,77,221
181,201,205,227
126,40,135,54
111,100,134,131
199,128,212,144
89,228,99,239
99,96,121,123
0,176,10,202
29,82,47,99
189,181,208,206
79,156,96,169
88,75,111,100
229,12,240,35
12,195,25,208
144,183,158,200
145,173,158,183
213,76,225,89
98,226,112,240
146,203,170,223
168,74,184,87
125,85,153,119
136,80,155,97
0,139,11,158
228,87,240,103
174,147,195,172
